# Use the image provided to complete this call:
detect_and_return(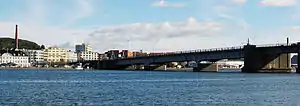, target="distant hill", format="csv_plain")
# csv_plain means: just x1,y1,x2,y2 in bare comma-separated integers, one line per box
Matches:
0,38,43,50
